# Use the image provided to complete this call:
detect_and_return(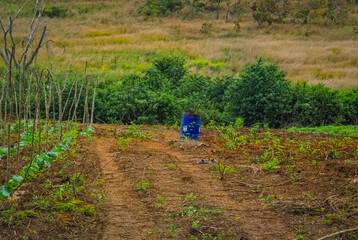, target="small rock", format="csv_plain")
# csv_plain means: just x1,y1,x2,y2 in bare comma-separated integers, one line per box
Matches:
351,178,358,184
